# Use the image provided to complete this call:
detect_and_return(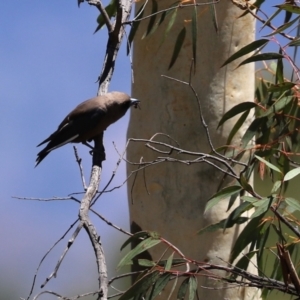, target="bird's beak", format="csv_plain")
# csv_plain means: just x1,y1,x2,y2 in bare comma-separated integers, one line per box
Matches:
130,98,140,109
